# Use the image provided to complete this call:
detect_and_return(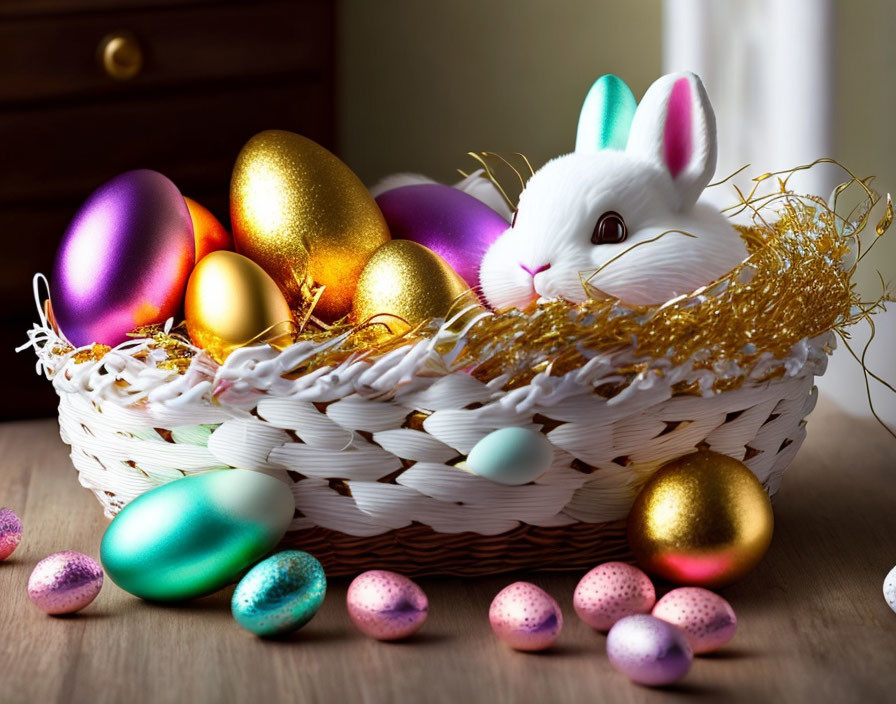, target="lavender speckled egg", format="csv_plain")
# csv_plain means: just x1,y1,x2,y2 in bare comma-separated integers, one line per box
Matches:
574,561,656,631
0,508,22,560
375,184,509,288
489,581,563,651
652,587,737,654
347,570,428,641
27,551,103,615
231,551,327,637
51,169,195,348
607,614,693,686
885,565,896,615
